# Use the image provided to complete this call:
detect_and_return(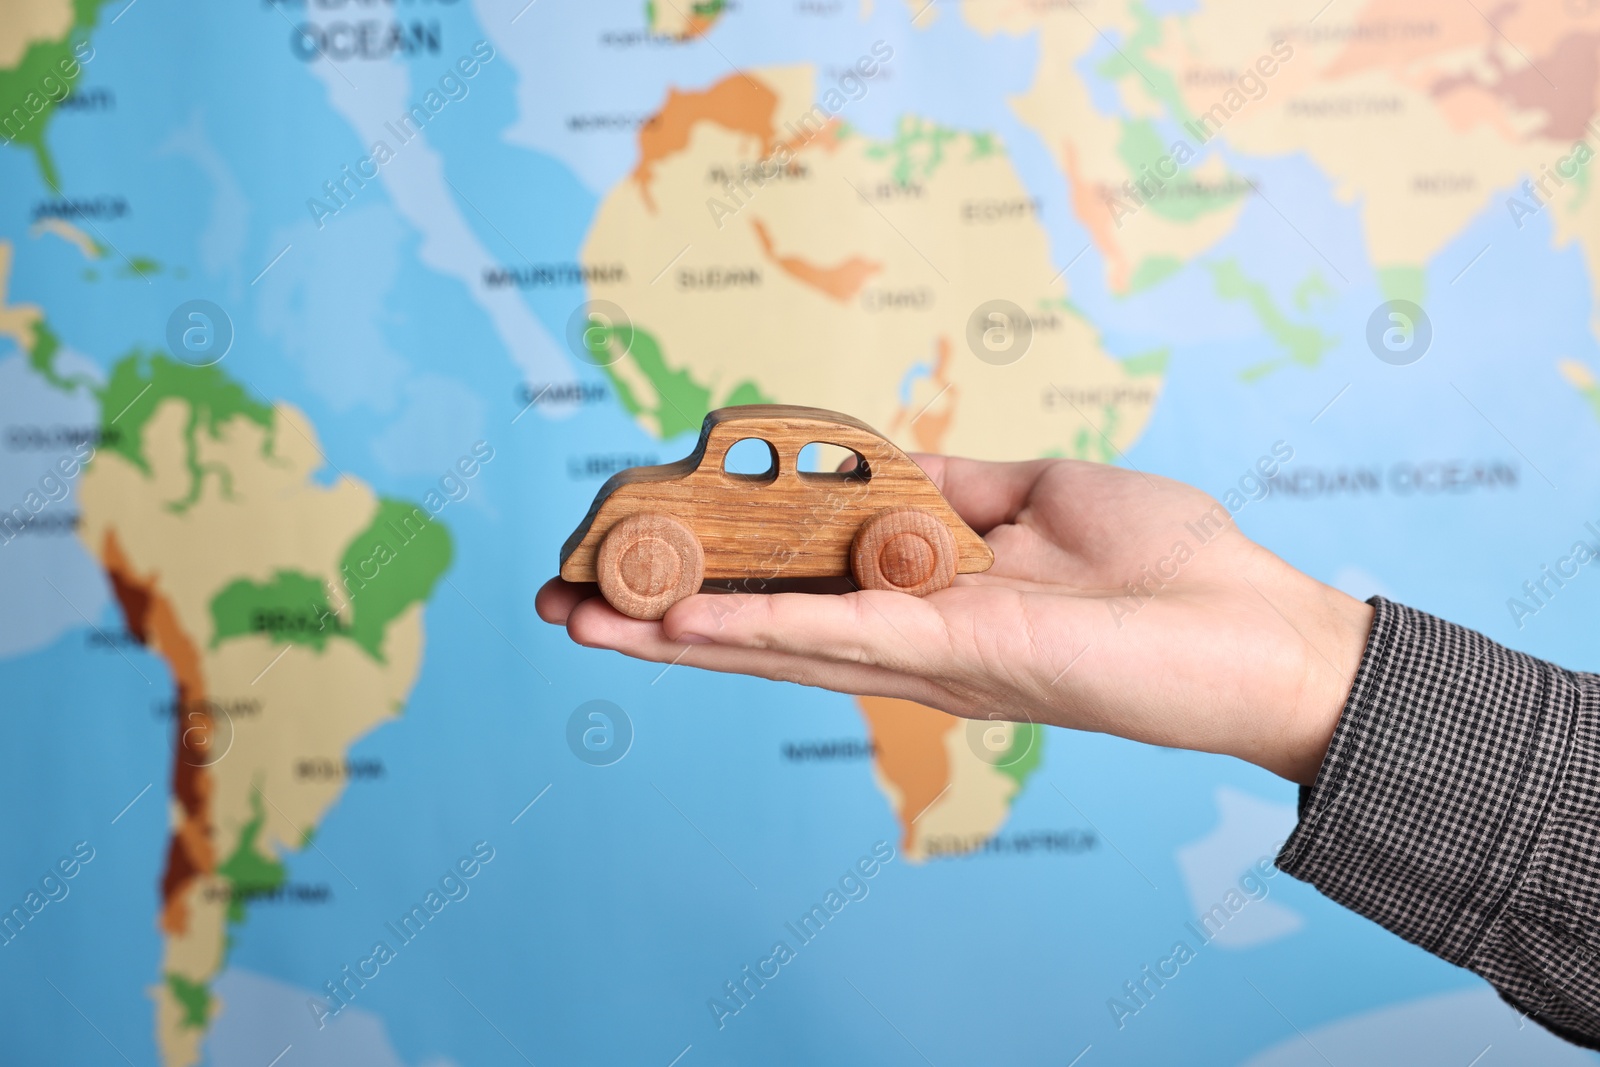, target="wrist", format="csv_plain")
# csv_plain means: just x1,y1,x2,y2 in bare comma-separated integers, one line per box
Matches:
1277,584,1375,785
